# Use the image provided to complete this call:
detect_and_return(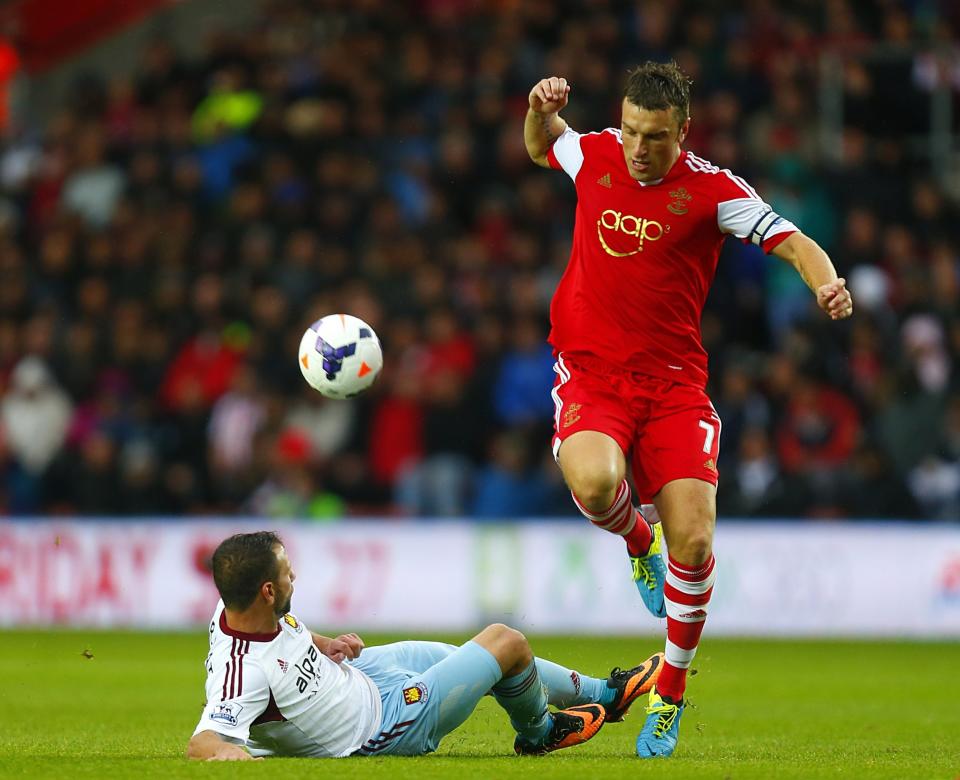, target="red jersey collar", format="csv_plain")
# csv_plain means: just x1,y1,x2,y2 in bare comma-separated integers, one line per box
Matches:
219,609,282,642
